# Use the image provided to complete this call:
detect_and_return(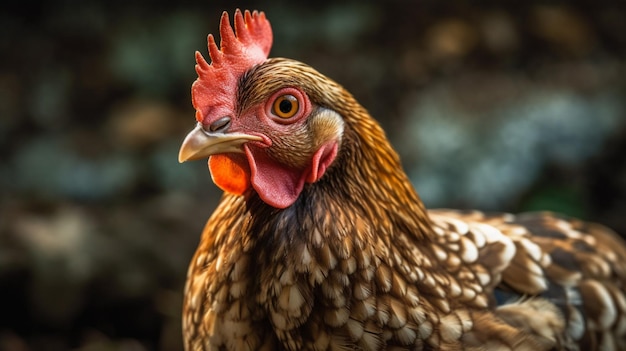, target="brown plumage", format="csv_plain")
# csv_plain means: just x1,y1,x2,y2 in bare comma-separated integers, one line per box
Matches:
178,10,626,351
